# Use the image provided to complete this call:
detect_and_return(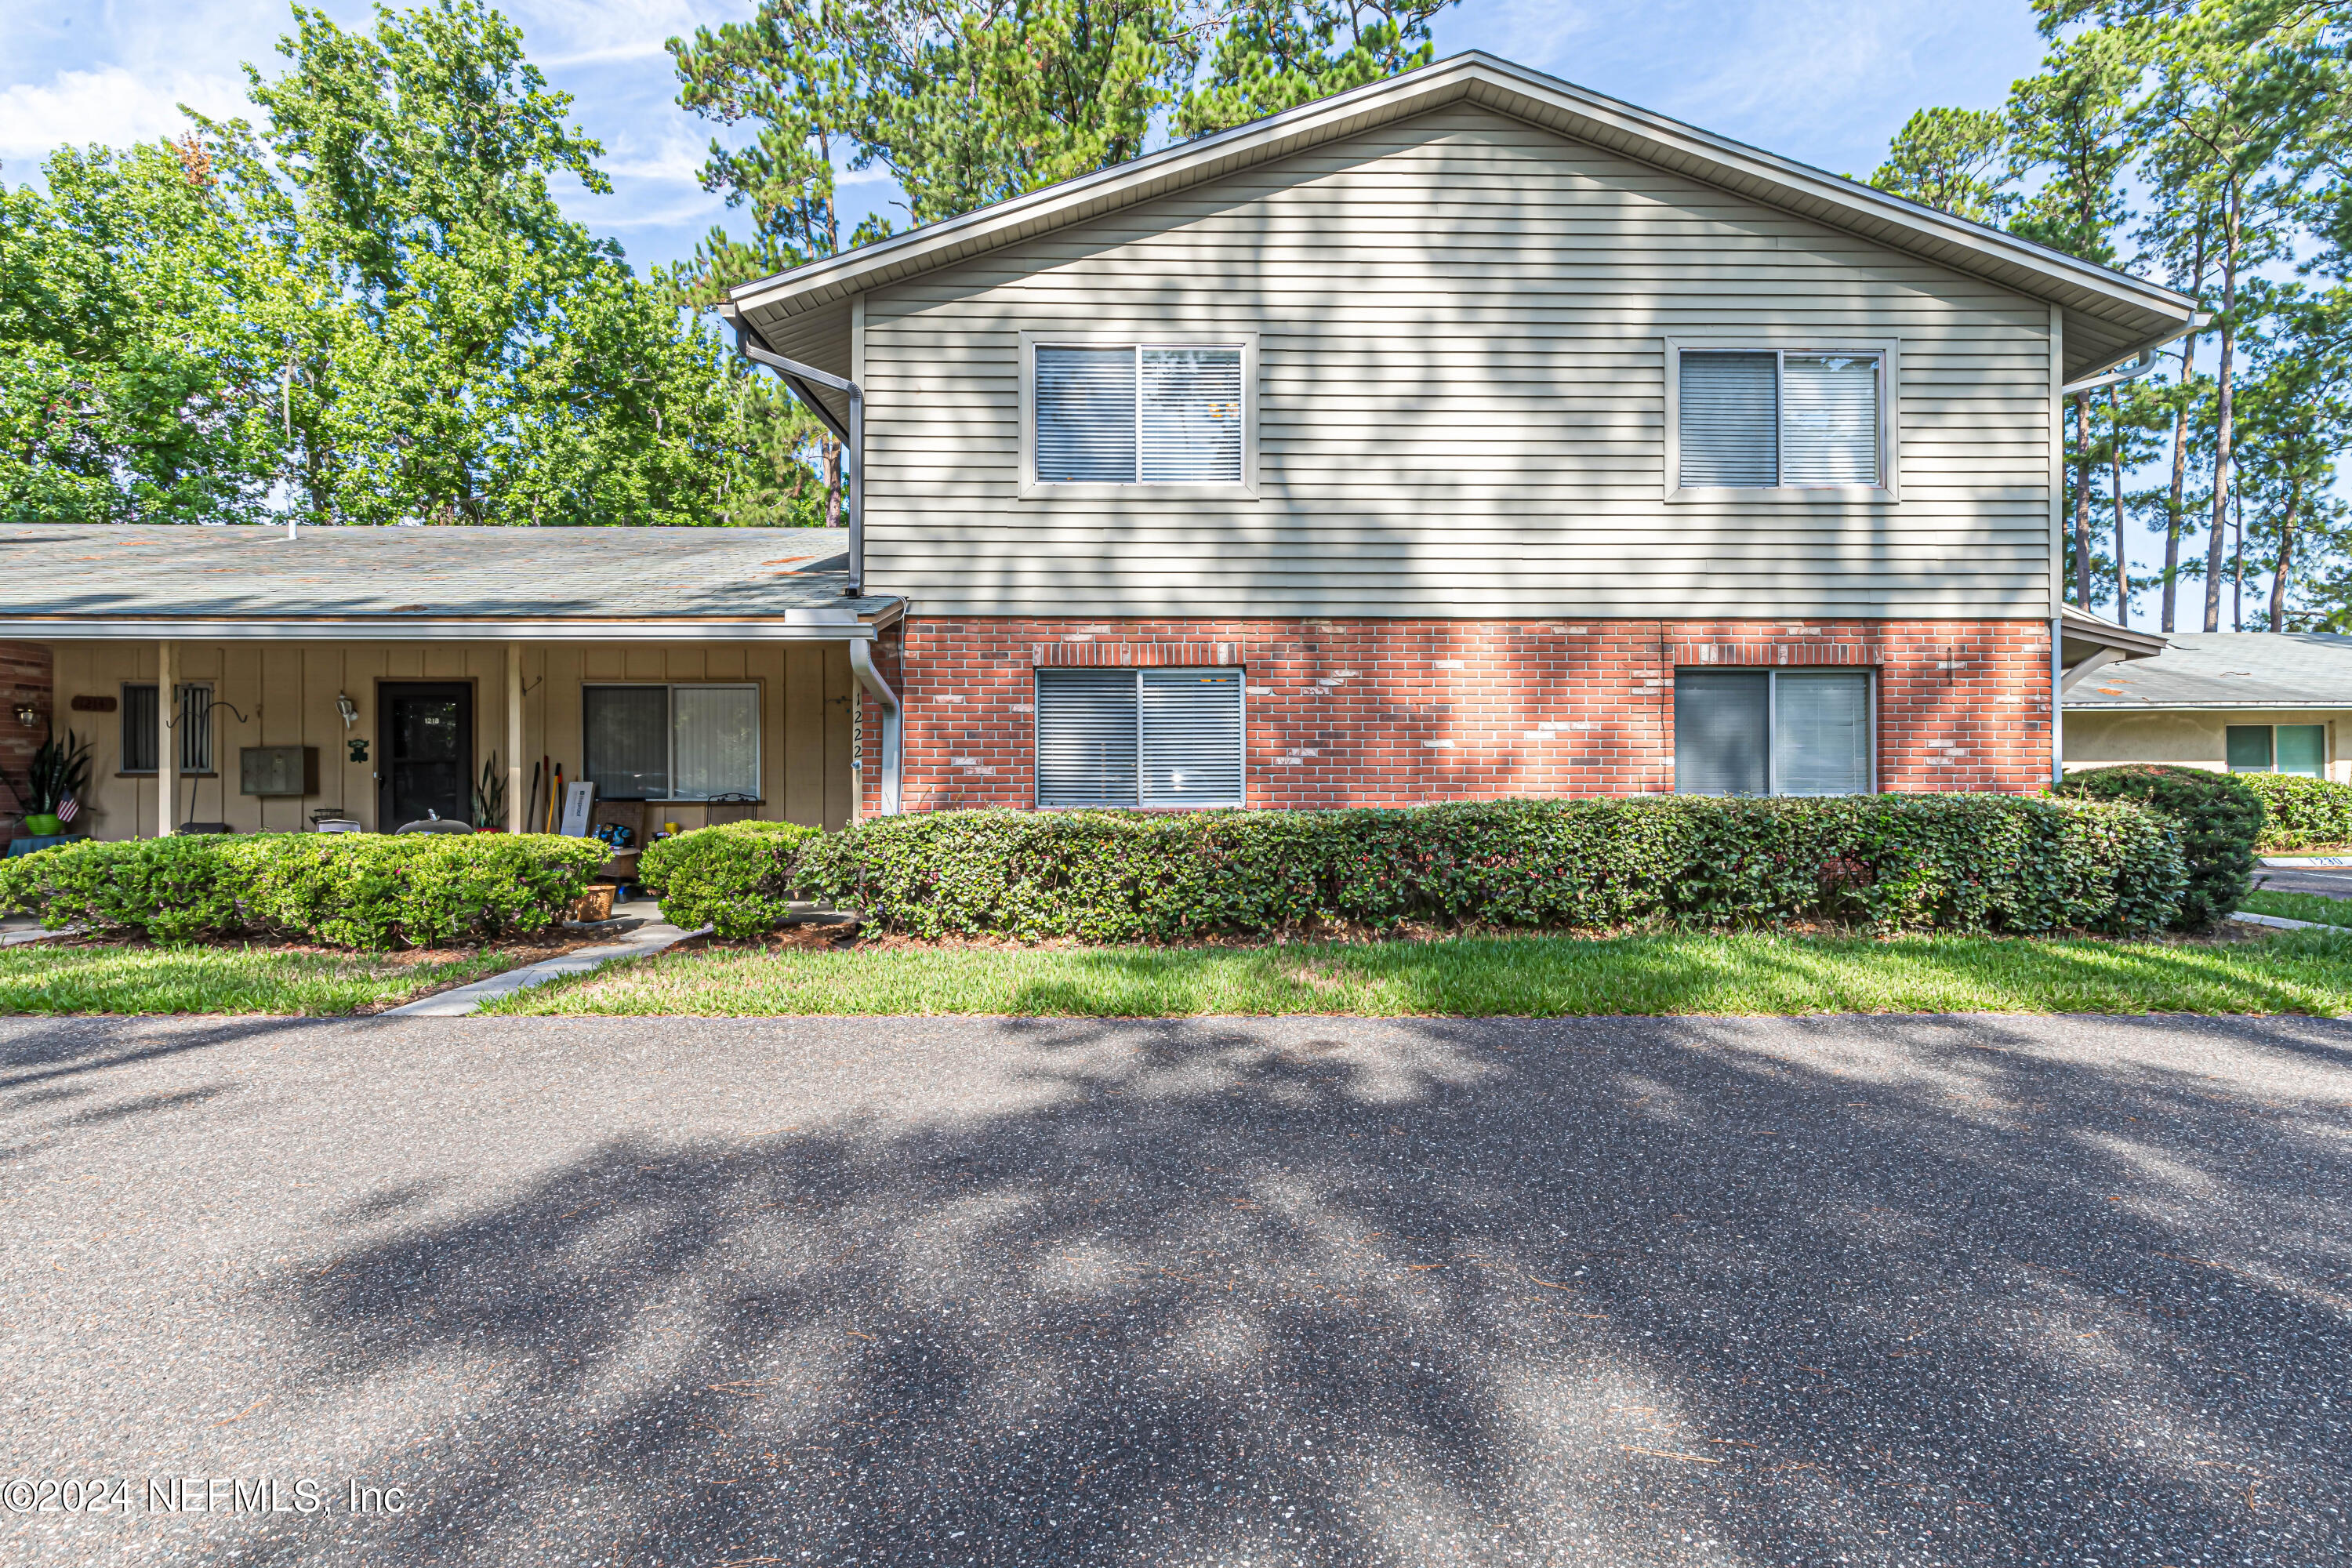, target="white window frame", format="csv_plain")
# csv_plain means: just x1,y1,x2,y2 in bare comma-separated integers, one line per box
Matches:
1673,667,1879,797
1033,666,1249,810
580,682,763,803
1662,337,1900,503
1018,332,1260,500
